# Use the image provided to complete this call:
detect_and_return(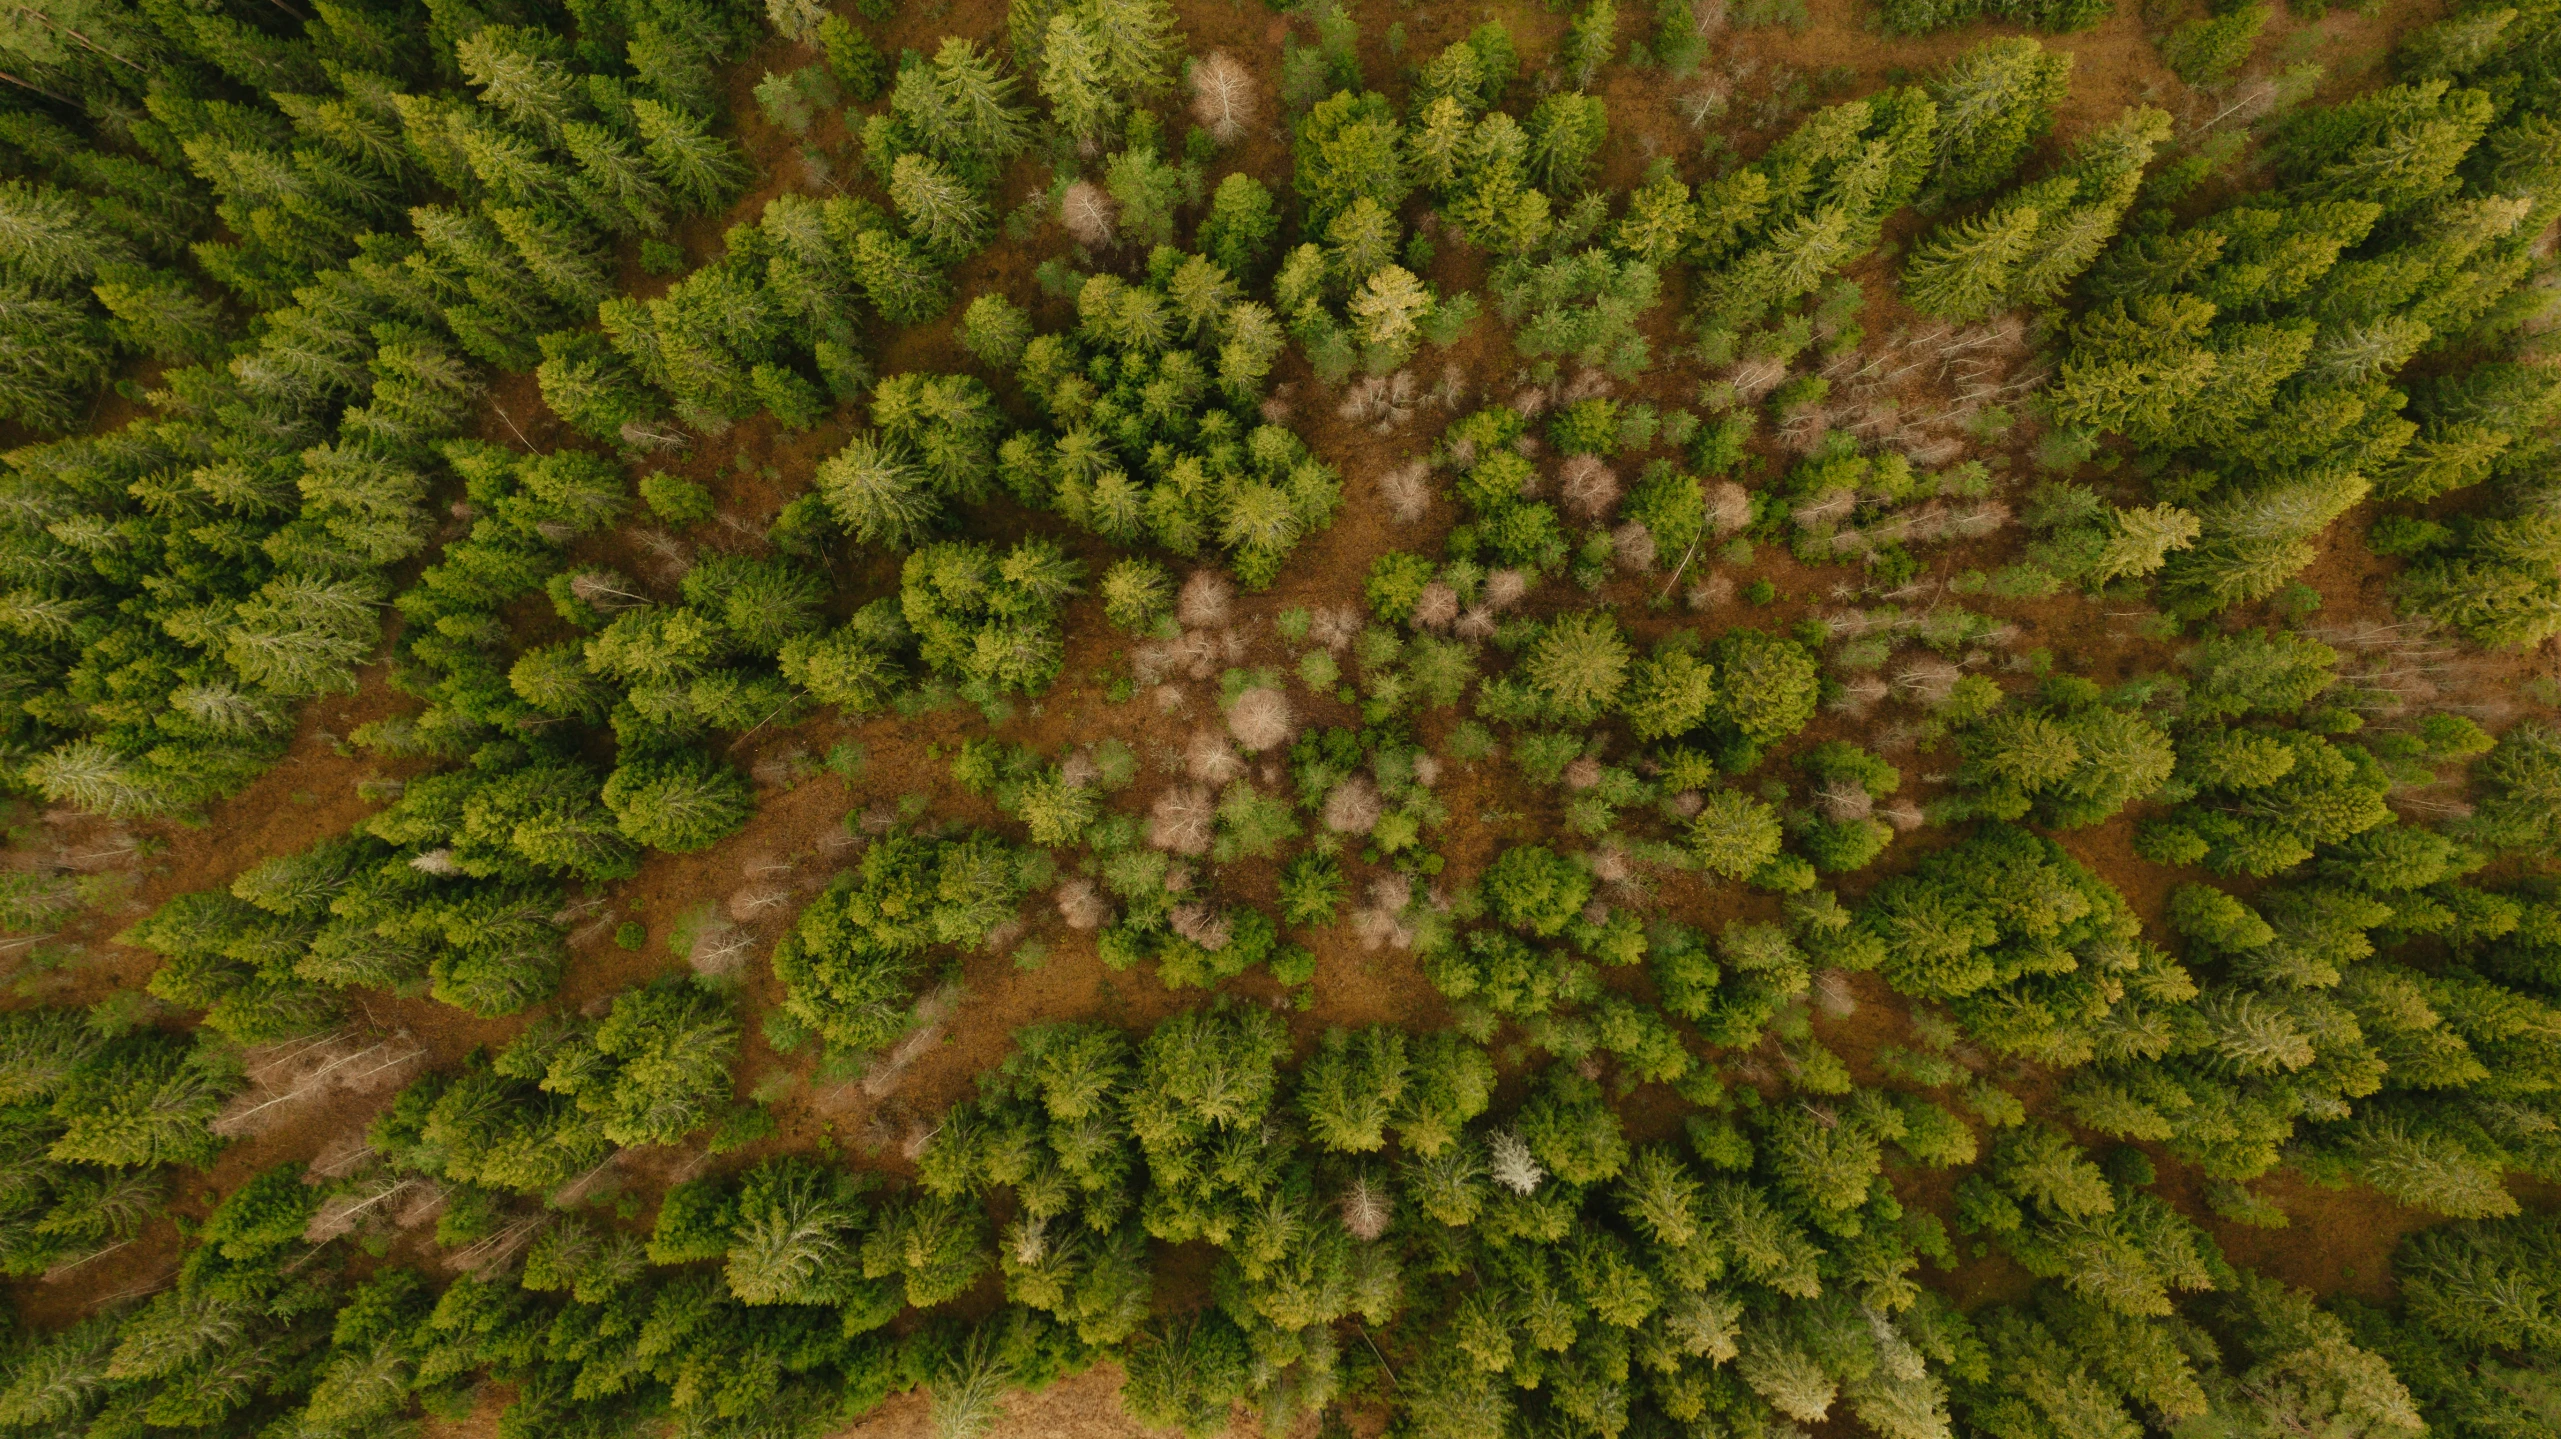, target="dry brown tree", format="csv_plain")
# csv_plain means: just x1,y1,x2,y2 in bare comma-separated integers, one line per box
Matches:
1187,51,1257,144
1061,180,1116,247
